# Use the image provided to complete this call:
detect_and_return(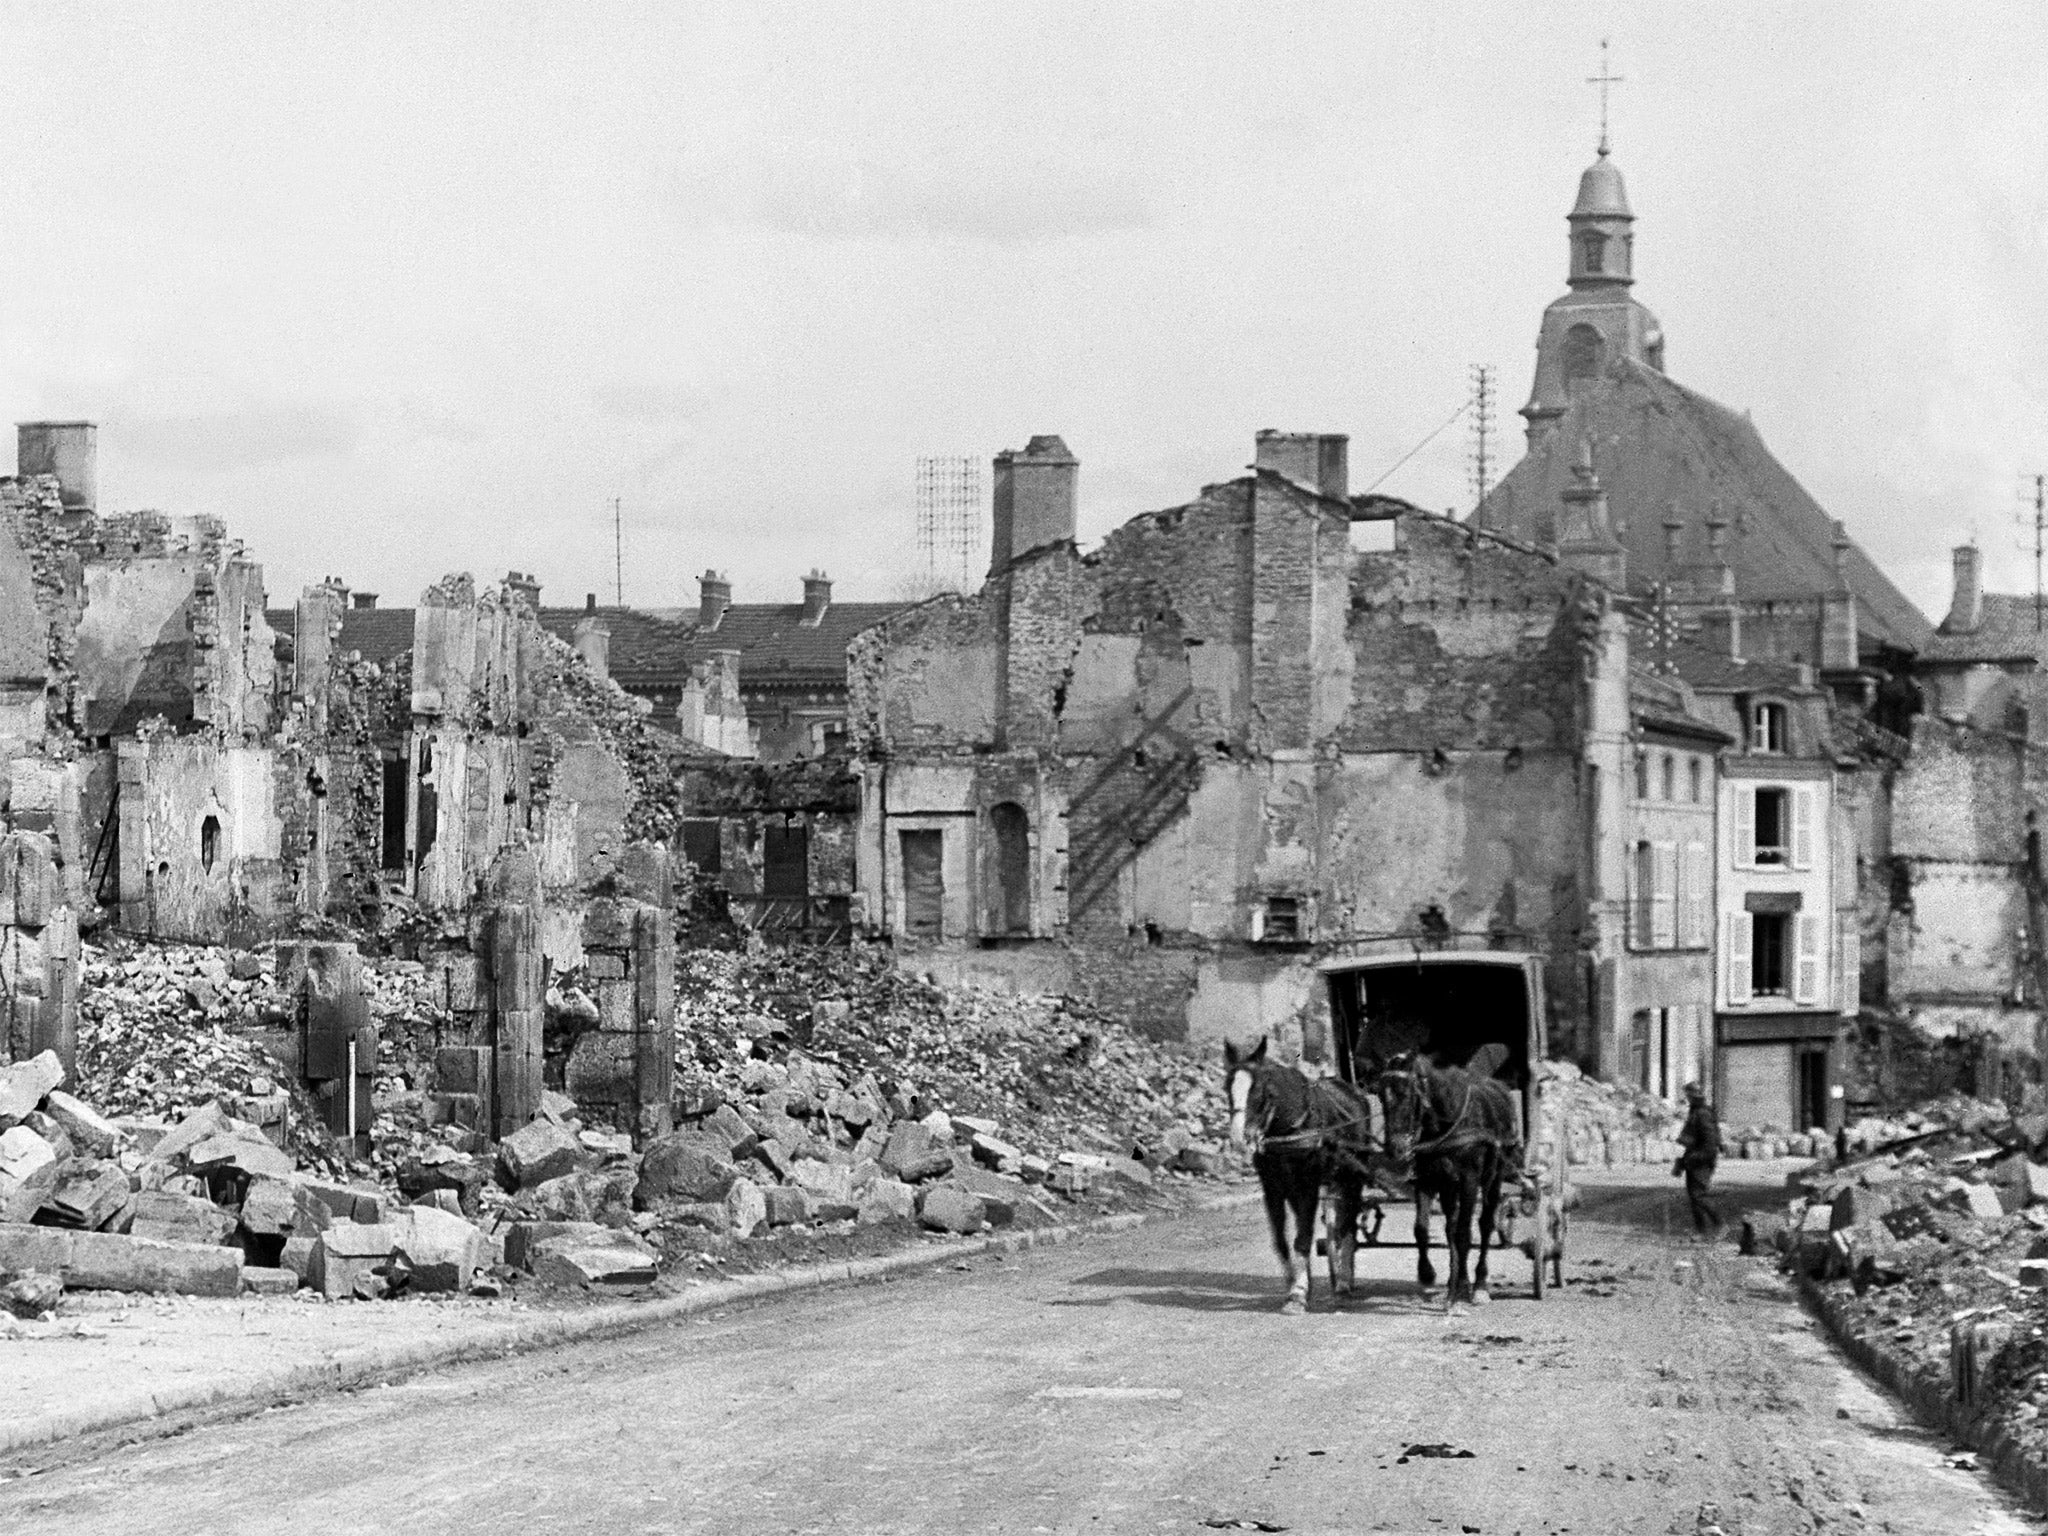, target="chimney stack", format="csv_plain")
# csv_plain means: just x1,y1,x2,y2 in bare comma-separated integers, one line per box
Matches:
1946,544,1984,634
16,421,97,510
351,592,378,610
801,569,831,627
504,571,541,613
573,611,611,680
698,570,731,630
1253,430,1349,502
990,436,1078,575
